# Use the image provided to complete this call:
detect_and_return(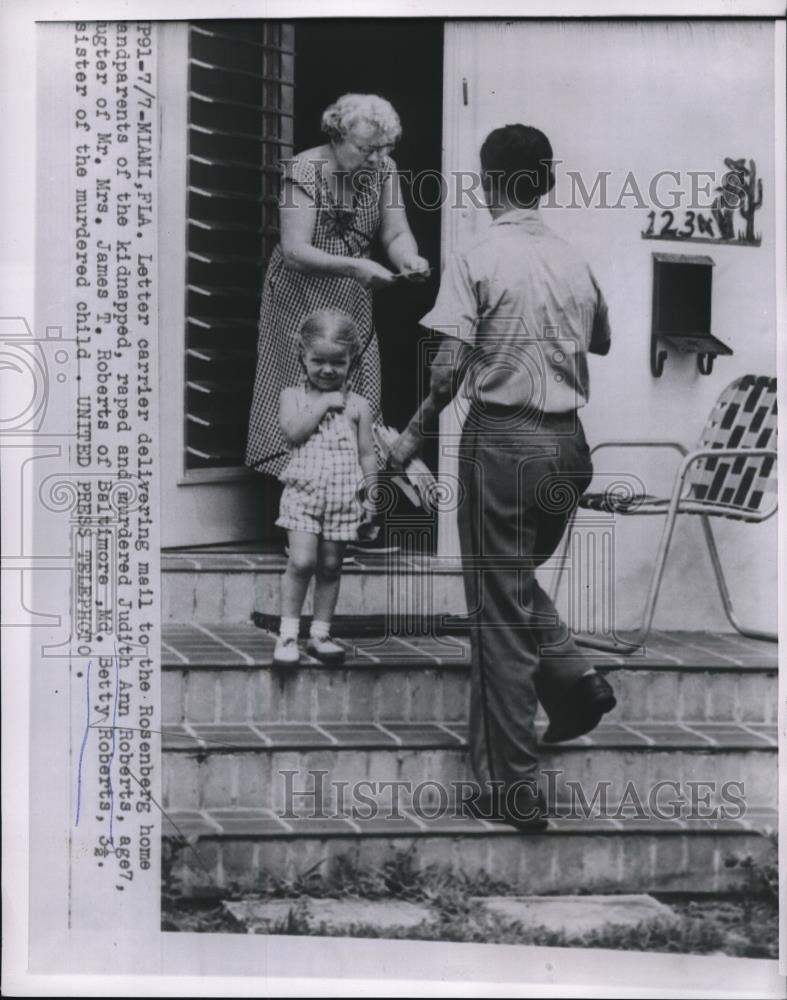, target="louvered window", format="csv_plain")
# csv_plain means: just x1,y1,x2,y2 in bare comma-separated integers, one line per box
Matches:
184,20,294,469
